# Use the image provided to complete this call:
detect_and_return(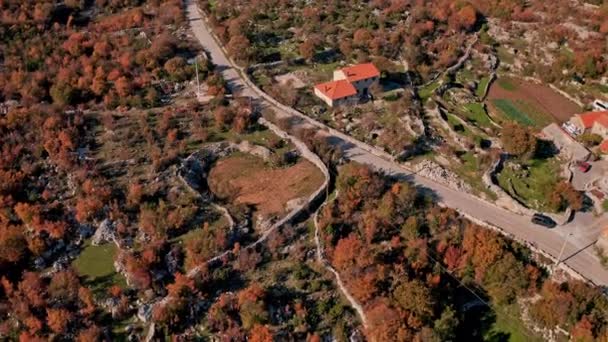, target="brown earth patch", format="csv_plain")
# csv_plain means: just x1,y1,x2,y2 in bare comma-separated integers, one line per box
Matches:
208,154,325,218
487,77,582,123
